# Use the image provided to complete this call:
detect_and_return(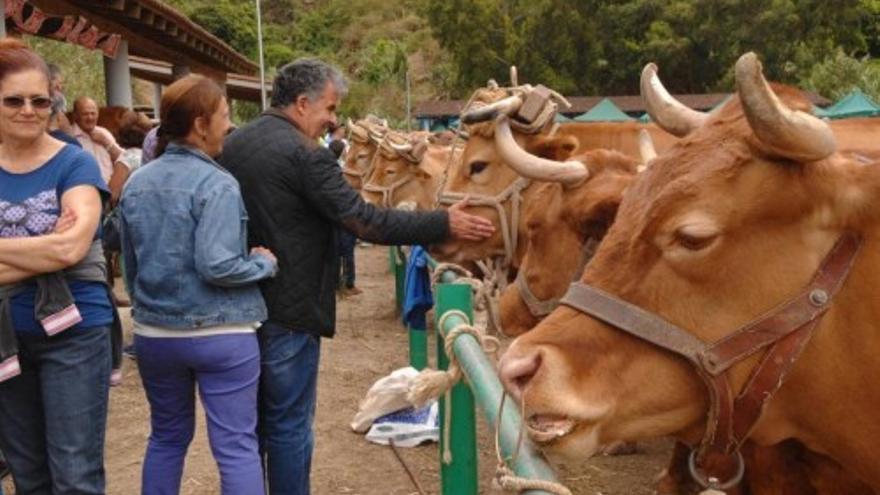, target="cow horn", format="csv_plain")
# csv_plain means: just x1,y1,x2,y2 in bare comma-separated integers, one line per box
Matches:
638,129,657,165
641,63,708,137
388,140,413,153
510,66,518,86
735,52,836,162
461,95,523,125
494,115,588,186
